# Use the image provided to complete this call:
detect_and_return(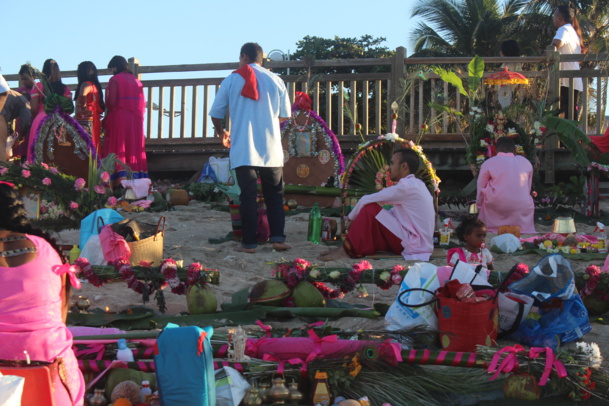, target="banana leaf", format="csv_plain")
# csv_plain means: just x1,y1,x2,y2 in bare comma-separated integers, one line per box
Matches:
542,116,591,168
432,66,467,96
467,56,485,94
